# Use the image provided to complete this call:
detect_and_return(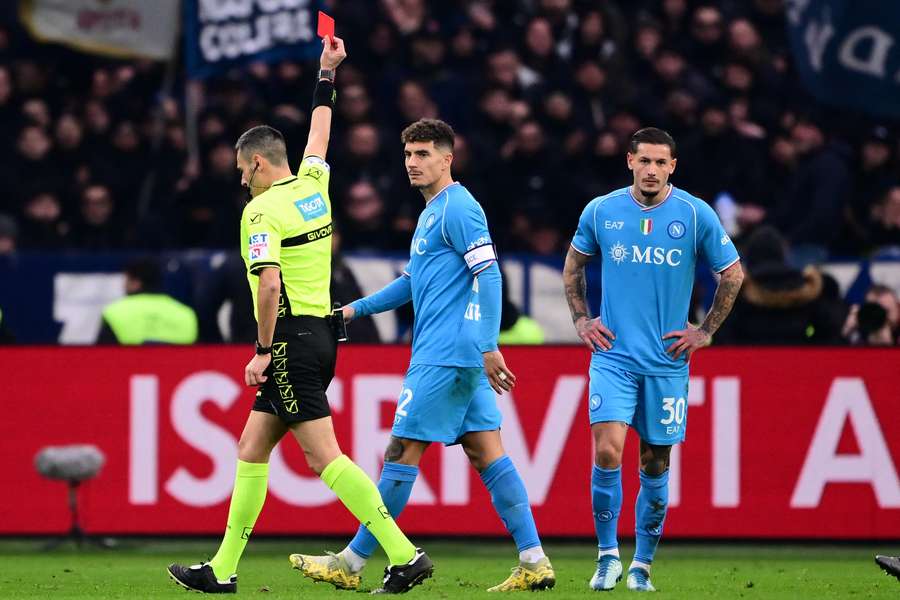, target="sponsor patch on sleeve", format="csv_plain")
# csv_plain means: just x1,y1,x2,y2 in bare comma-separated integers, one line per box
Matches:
248,232,270,260
294,193,329,221
464,244,497,269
